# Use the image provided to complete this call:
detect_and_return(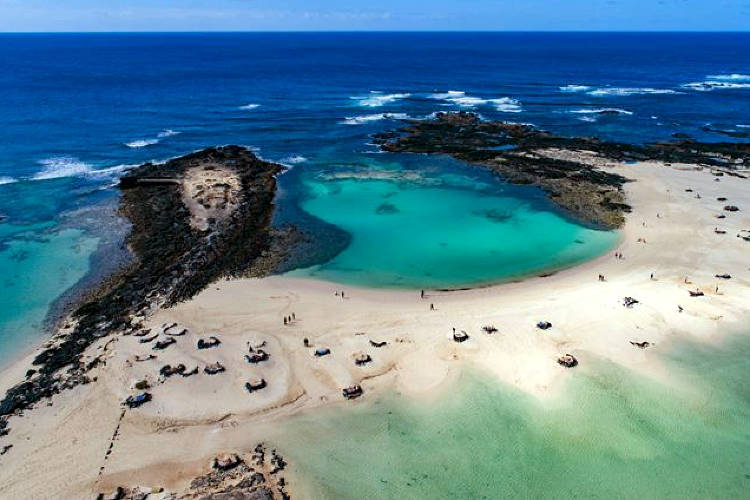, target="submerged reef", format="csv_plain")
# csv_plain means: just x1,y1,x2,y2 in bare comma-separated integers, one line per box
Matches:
374,112,749,228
